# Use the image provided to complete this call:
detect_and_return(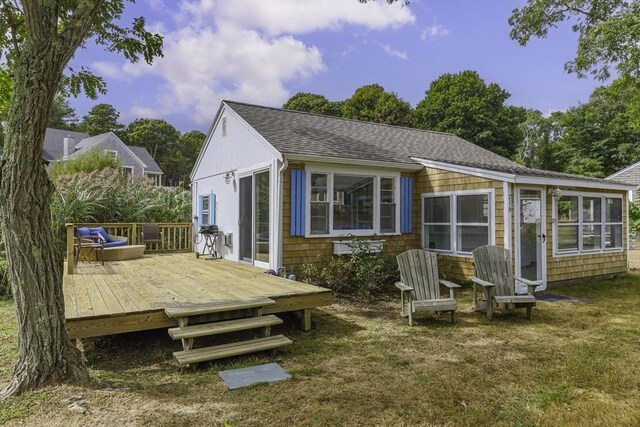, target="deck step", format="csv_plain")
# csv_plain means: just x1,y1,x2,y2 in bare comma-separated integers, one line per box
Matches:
165,297,275,318
173,335,292,365
168,315,283,340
